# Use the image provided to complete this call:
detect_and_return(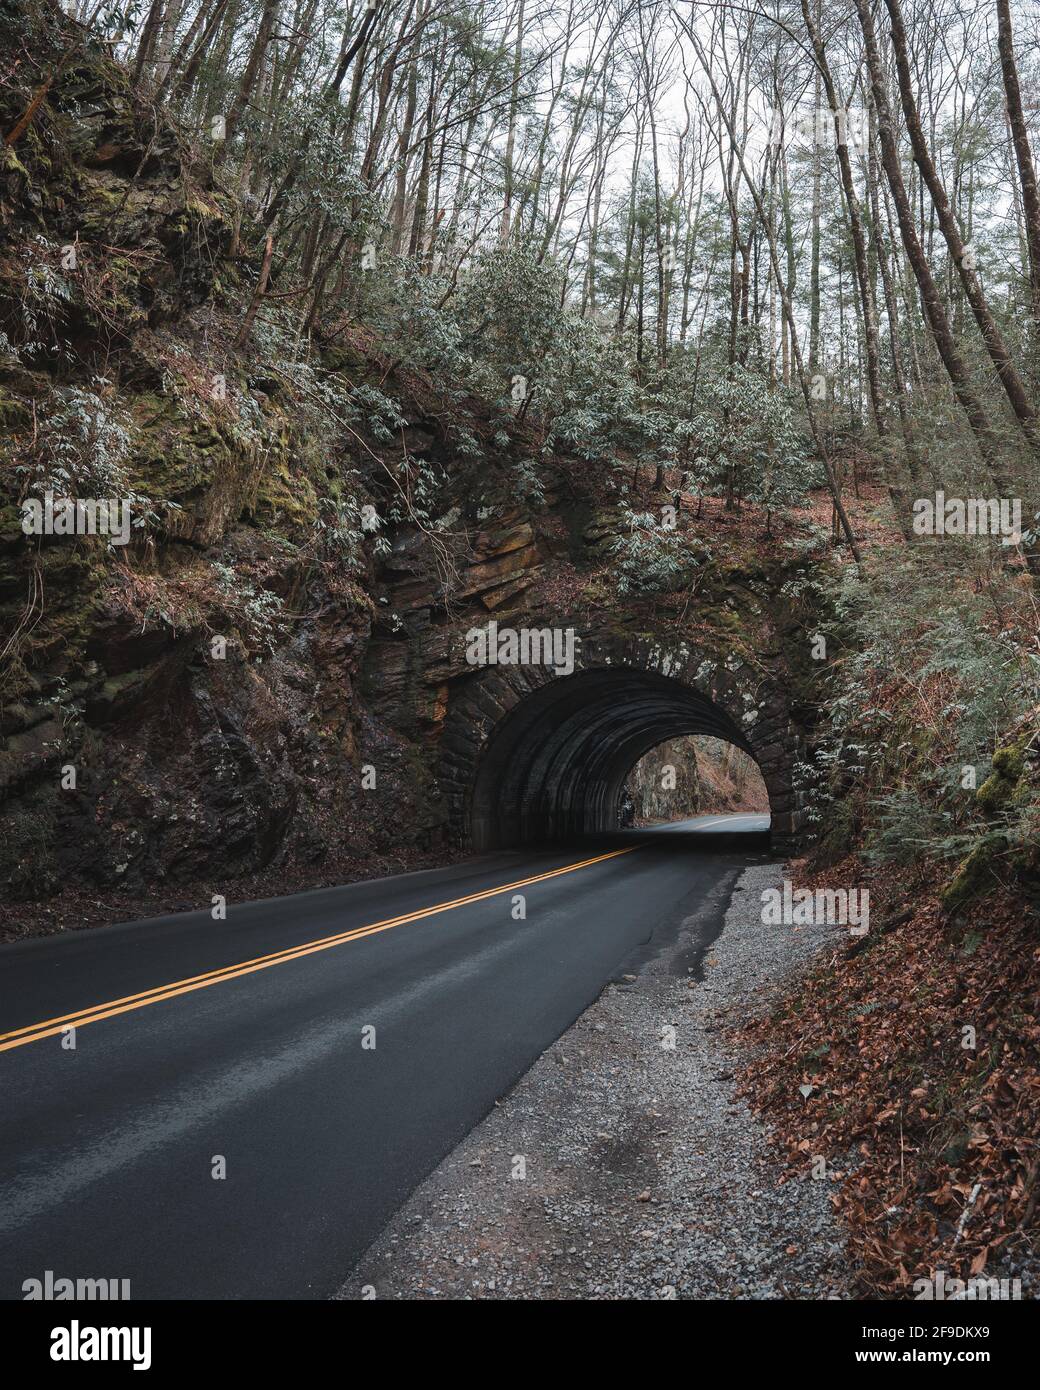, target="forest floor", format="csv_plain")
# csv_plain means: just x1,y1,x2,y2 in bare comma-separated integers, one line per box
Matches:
738,854,1040,1298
